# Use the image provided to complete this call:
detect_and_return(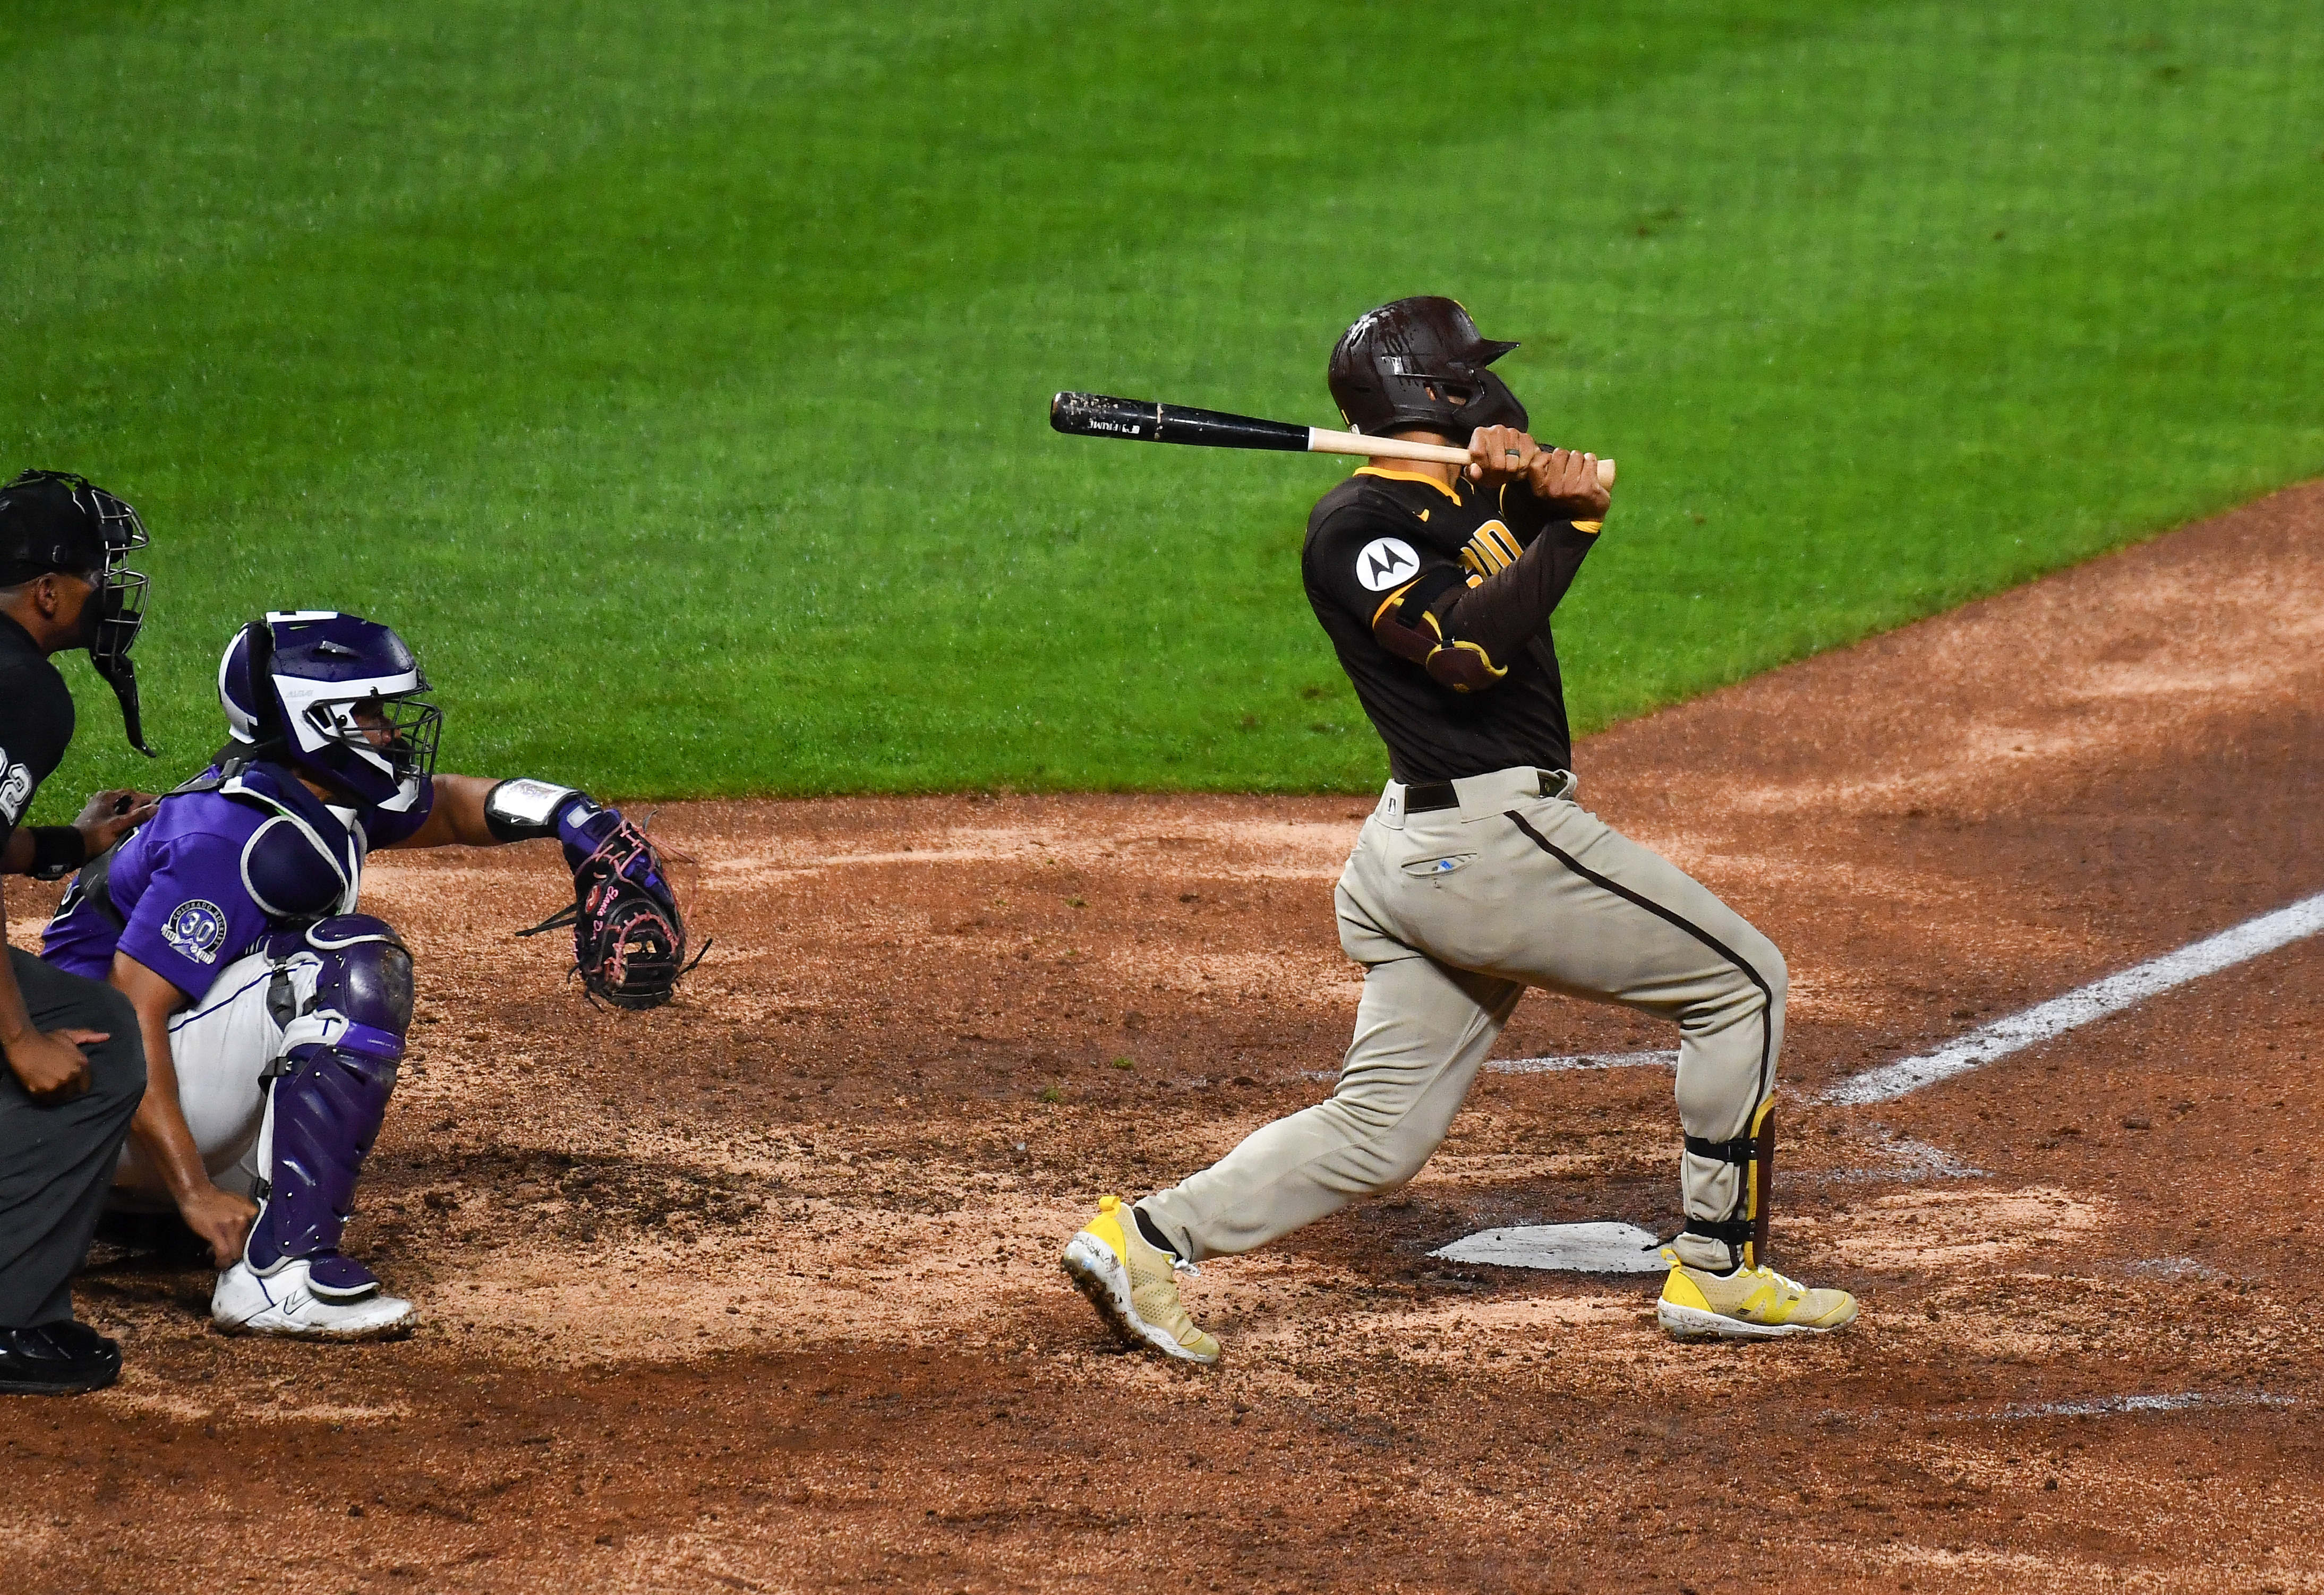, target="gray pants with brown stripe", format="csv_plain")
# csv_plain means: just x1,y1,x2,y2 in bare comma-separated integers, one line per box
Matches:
1139,766,1783,1274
